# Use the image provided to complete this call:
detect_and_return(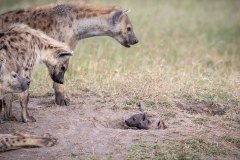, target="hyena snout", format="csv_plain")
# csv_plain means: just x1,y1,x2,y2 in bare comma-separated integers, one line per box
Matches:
129,35,139,45
20,77,31,91
52,71,65,84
